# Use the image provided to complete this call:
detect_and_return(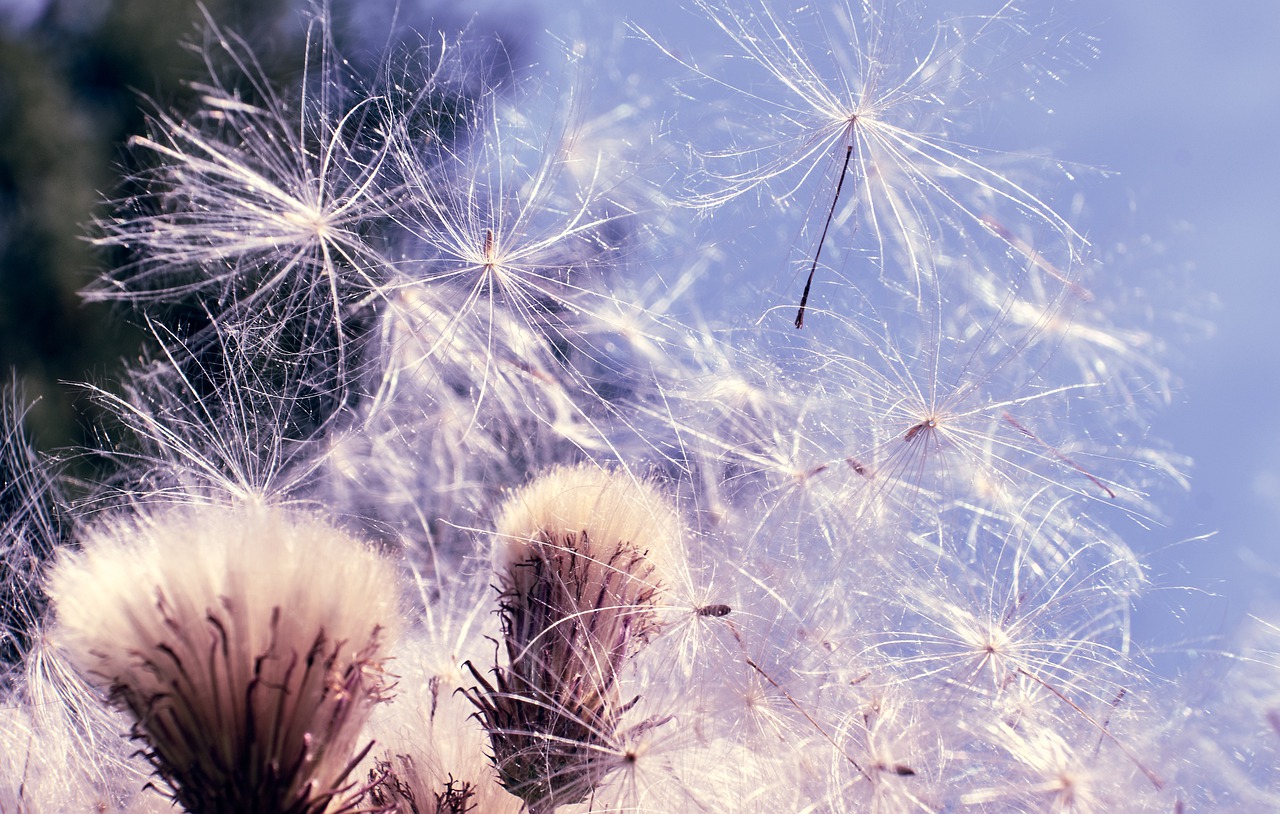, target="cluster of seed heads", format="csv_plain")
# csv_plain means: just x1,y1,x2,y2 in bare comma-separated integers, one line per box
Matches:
0,1,1267,812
